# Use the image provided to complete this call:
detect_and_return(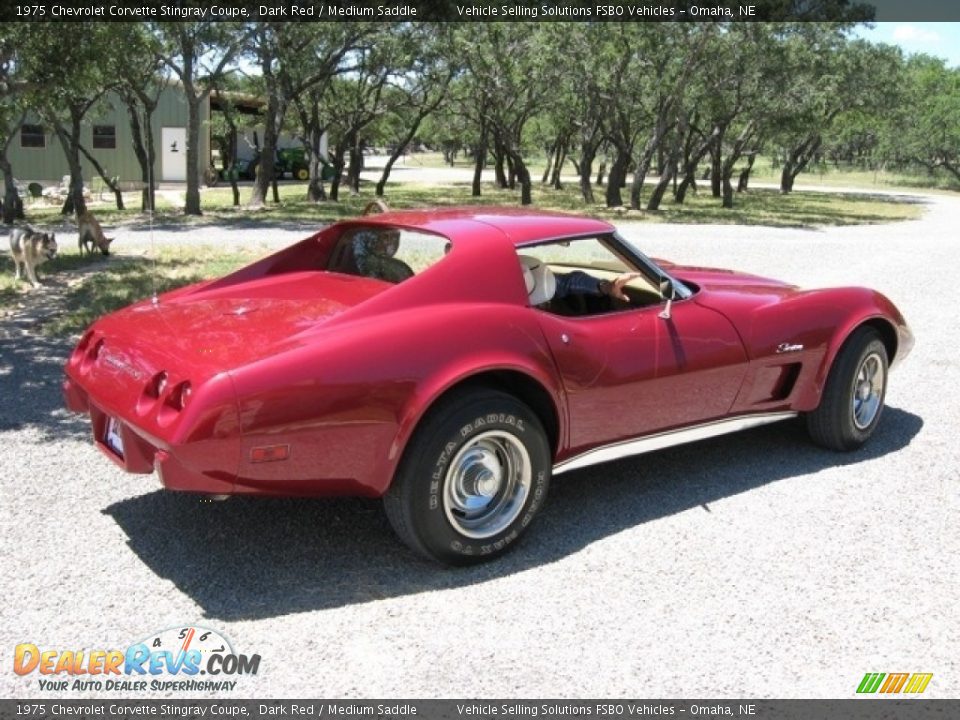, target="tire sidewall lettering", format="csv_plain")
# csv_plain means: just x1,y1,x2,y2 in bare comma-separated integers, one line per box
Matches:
423,409,547,559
